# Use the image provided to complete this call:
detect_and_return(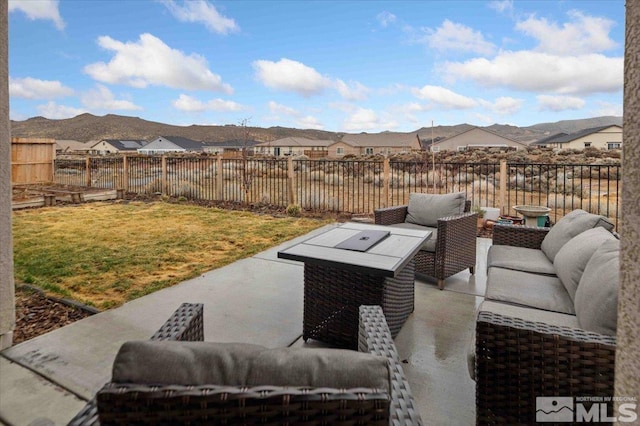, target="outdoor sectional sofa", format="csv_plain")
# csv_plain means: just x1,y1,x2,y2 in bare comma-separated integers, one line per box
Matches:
69,303,422,425
470,209,619,424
